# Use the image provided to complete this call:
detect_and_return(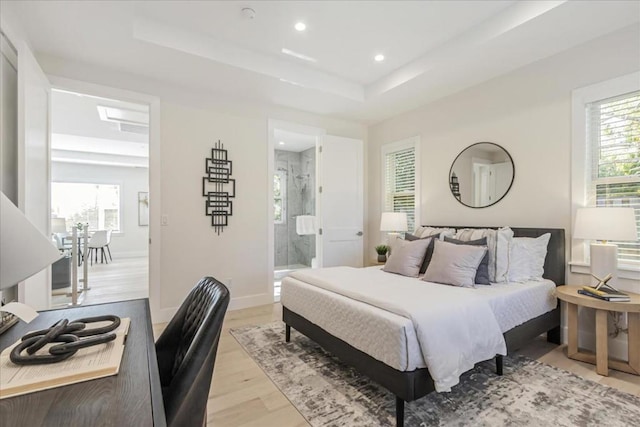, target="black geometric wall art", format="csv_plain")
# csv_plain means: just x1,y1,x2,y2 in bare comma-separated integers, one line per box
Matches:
202,140,235,235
